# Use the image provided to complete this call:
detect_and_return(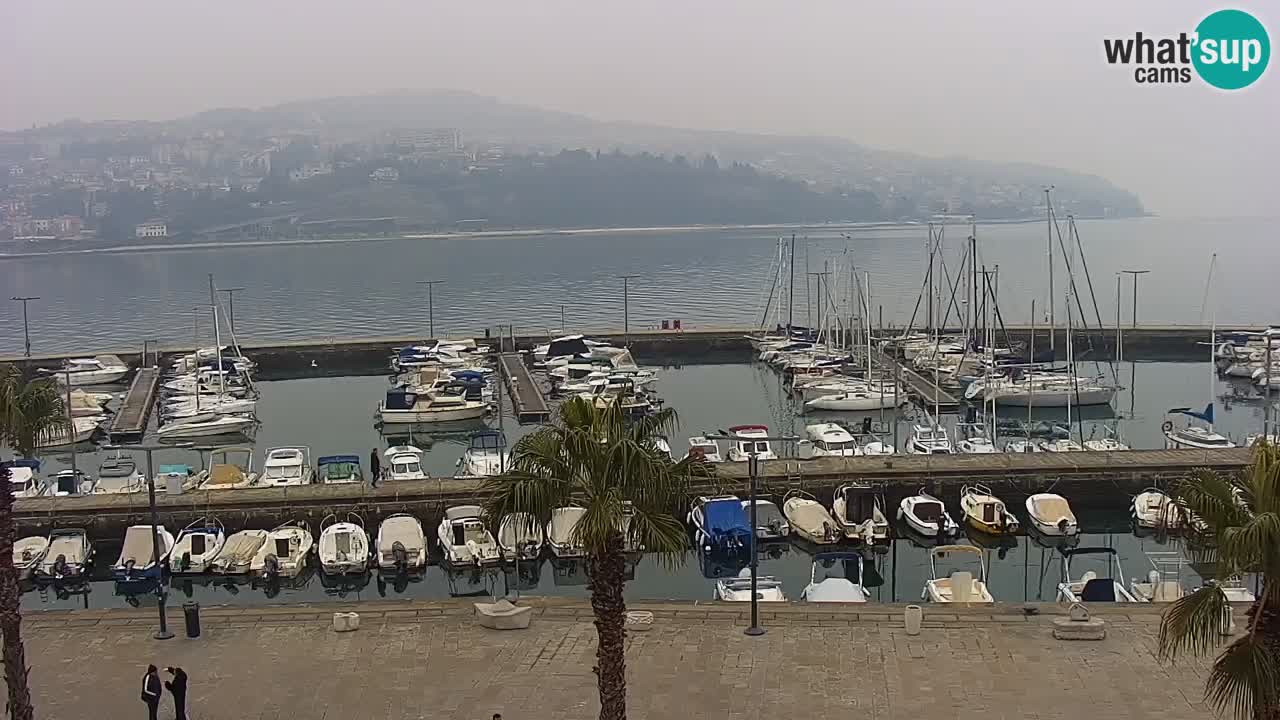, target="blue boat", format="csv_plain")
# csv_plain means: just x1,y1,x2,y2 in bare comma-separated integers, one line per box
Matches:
688,495,752,553
317,455,364,484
